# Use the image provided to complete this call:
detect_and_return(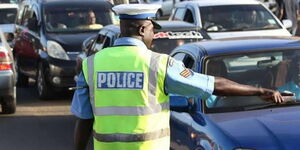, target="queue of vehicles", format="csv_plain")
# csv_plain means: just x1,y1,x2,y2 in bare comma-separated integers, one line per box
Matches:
1,0,300,149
